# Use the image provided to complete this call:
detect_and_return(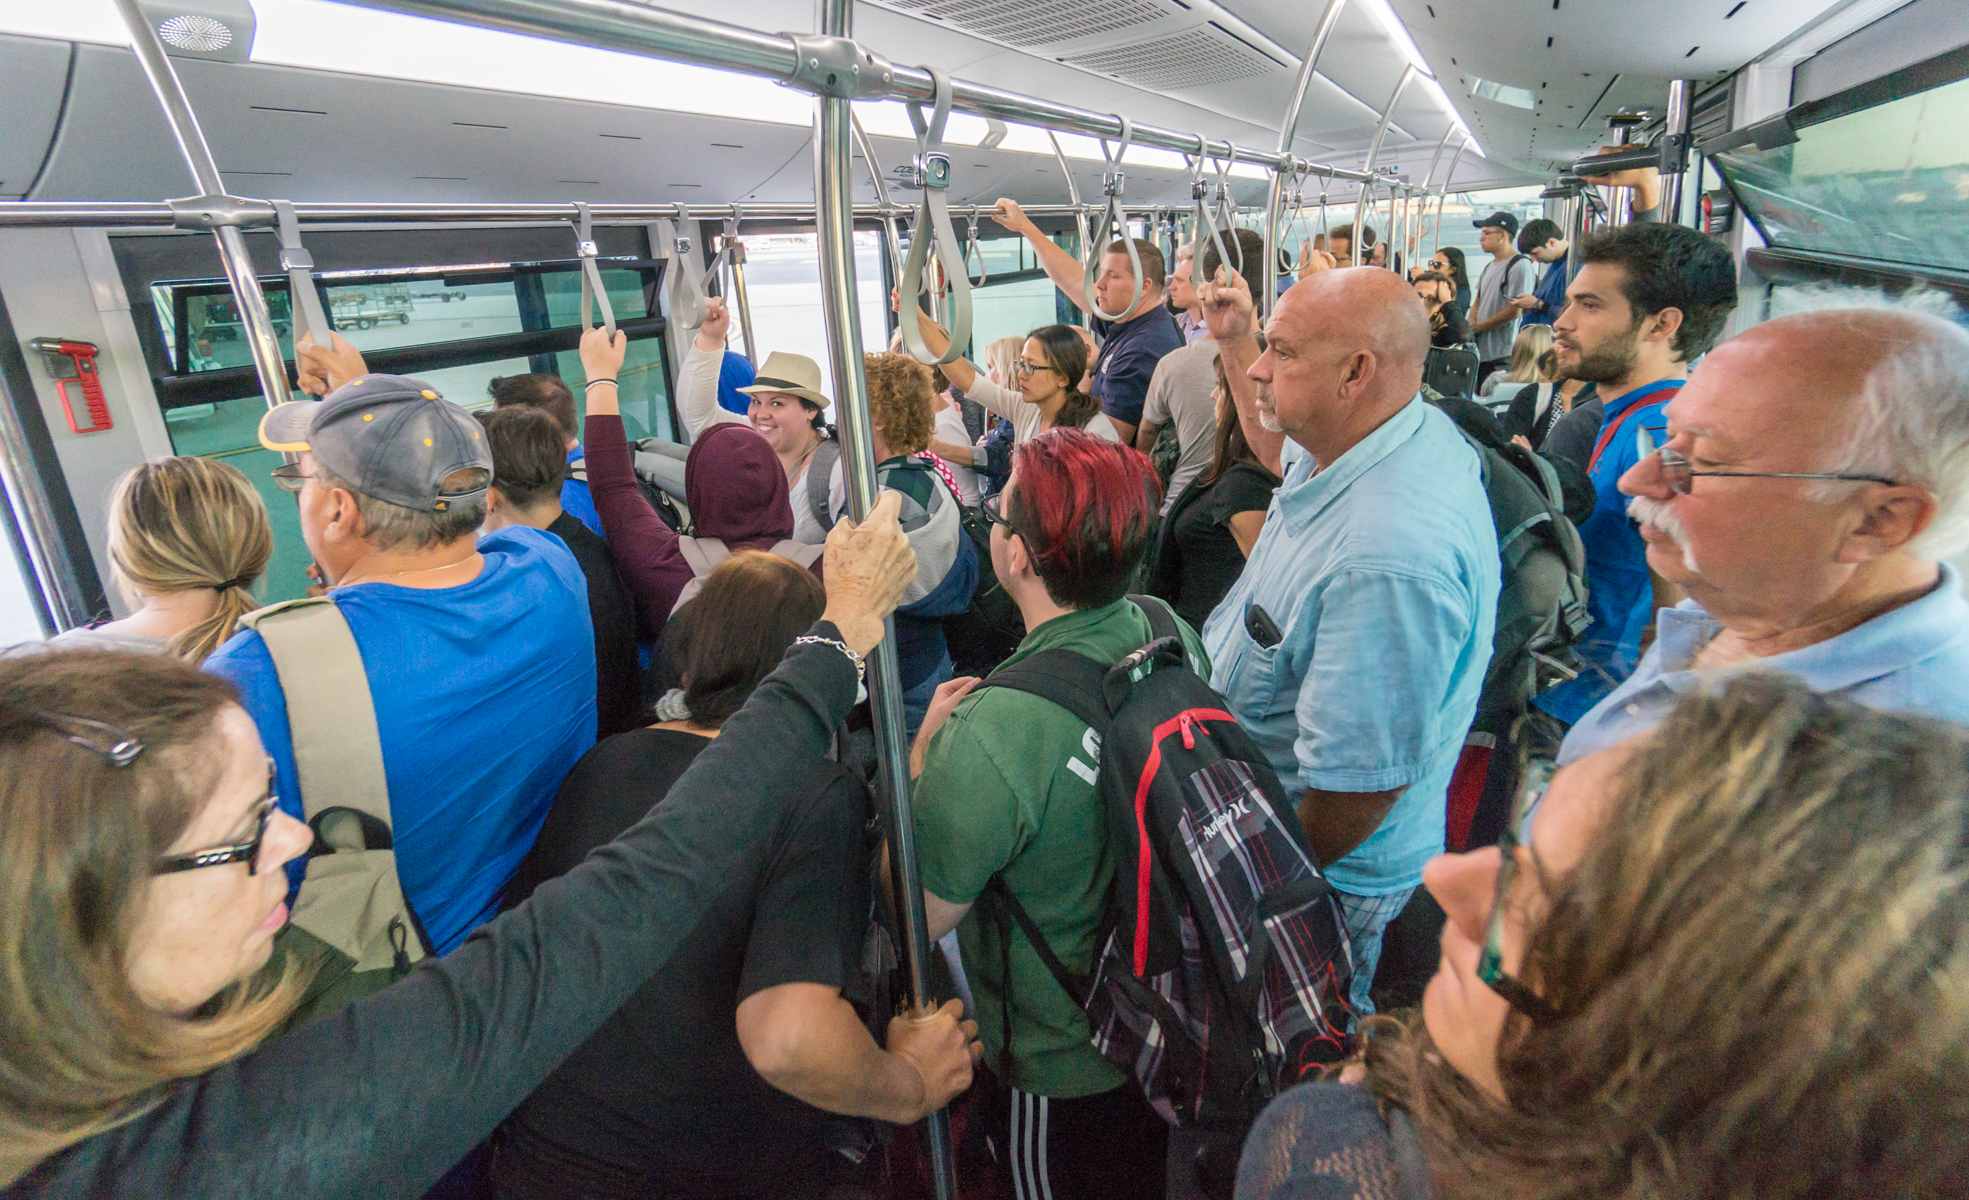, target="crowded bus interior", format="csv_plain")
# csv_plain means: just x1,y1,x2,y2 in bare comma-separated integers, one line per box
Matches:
0,0,1964,1195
